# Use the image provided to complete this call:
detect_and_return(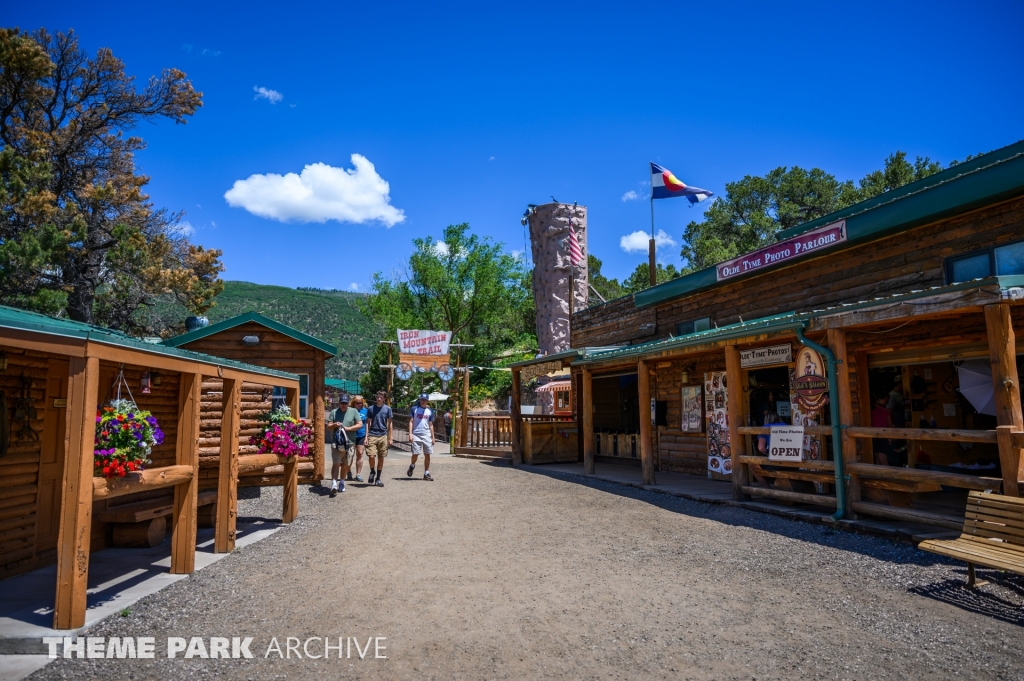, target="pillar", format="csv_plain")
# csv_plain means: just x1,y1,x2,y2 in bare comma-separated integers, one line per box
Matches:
582,367,595,474
283,386,299,522
985,303,1023,496
510,367,523,465
215,378,240,552
828,329,860,512
171,372,202,574
638,359,656,485
724,346,748,500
